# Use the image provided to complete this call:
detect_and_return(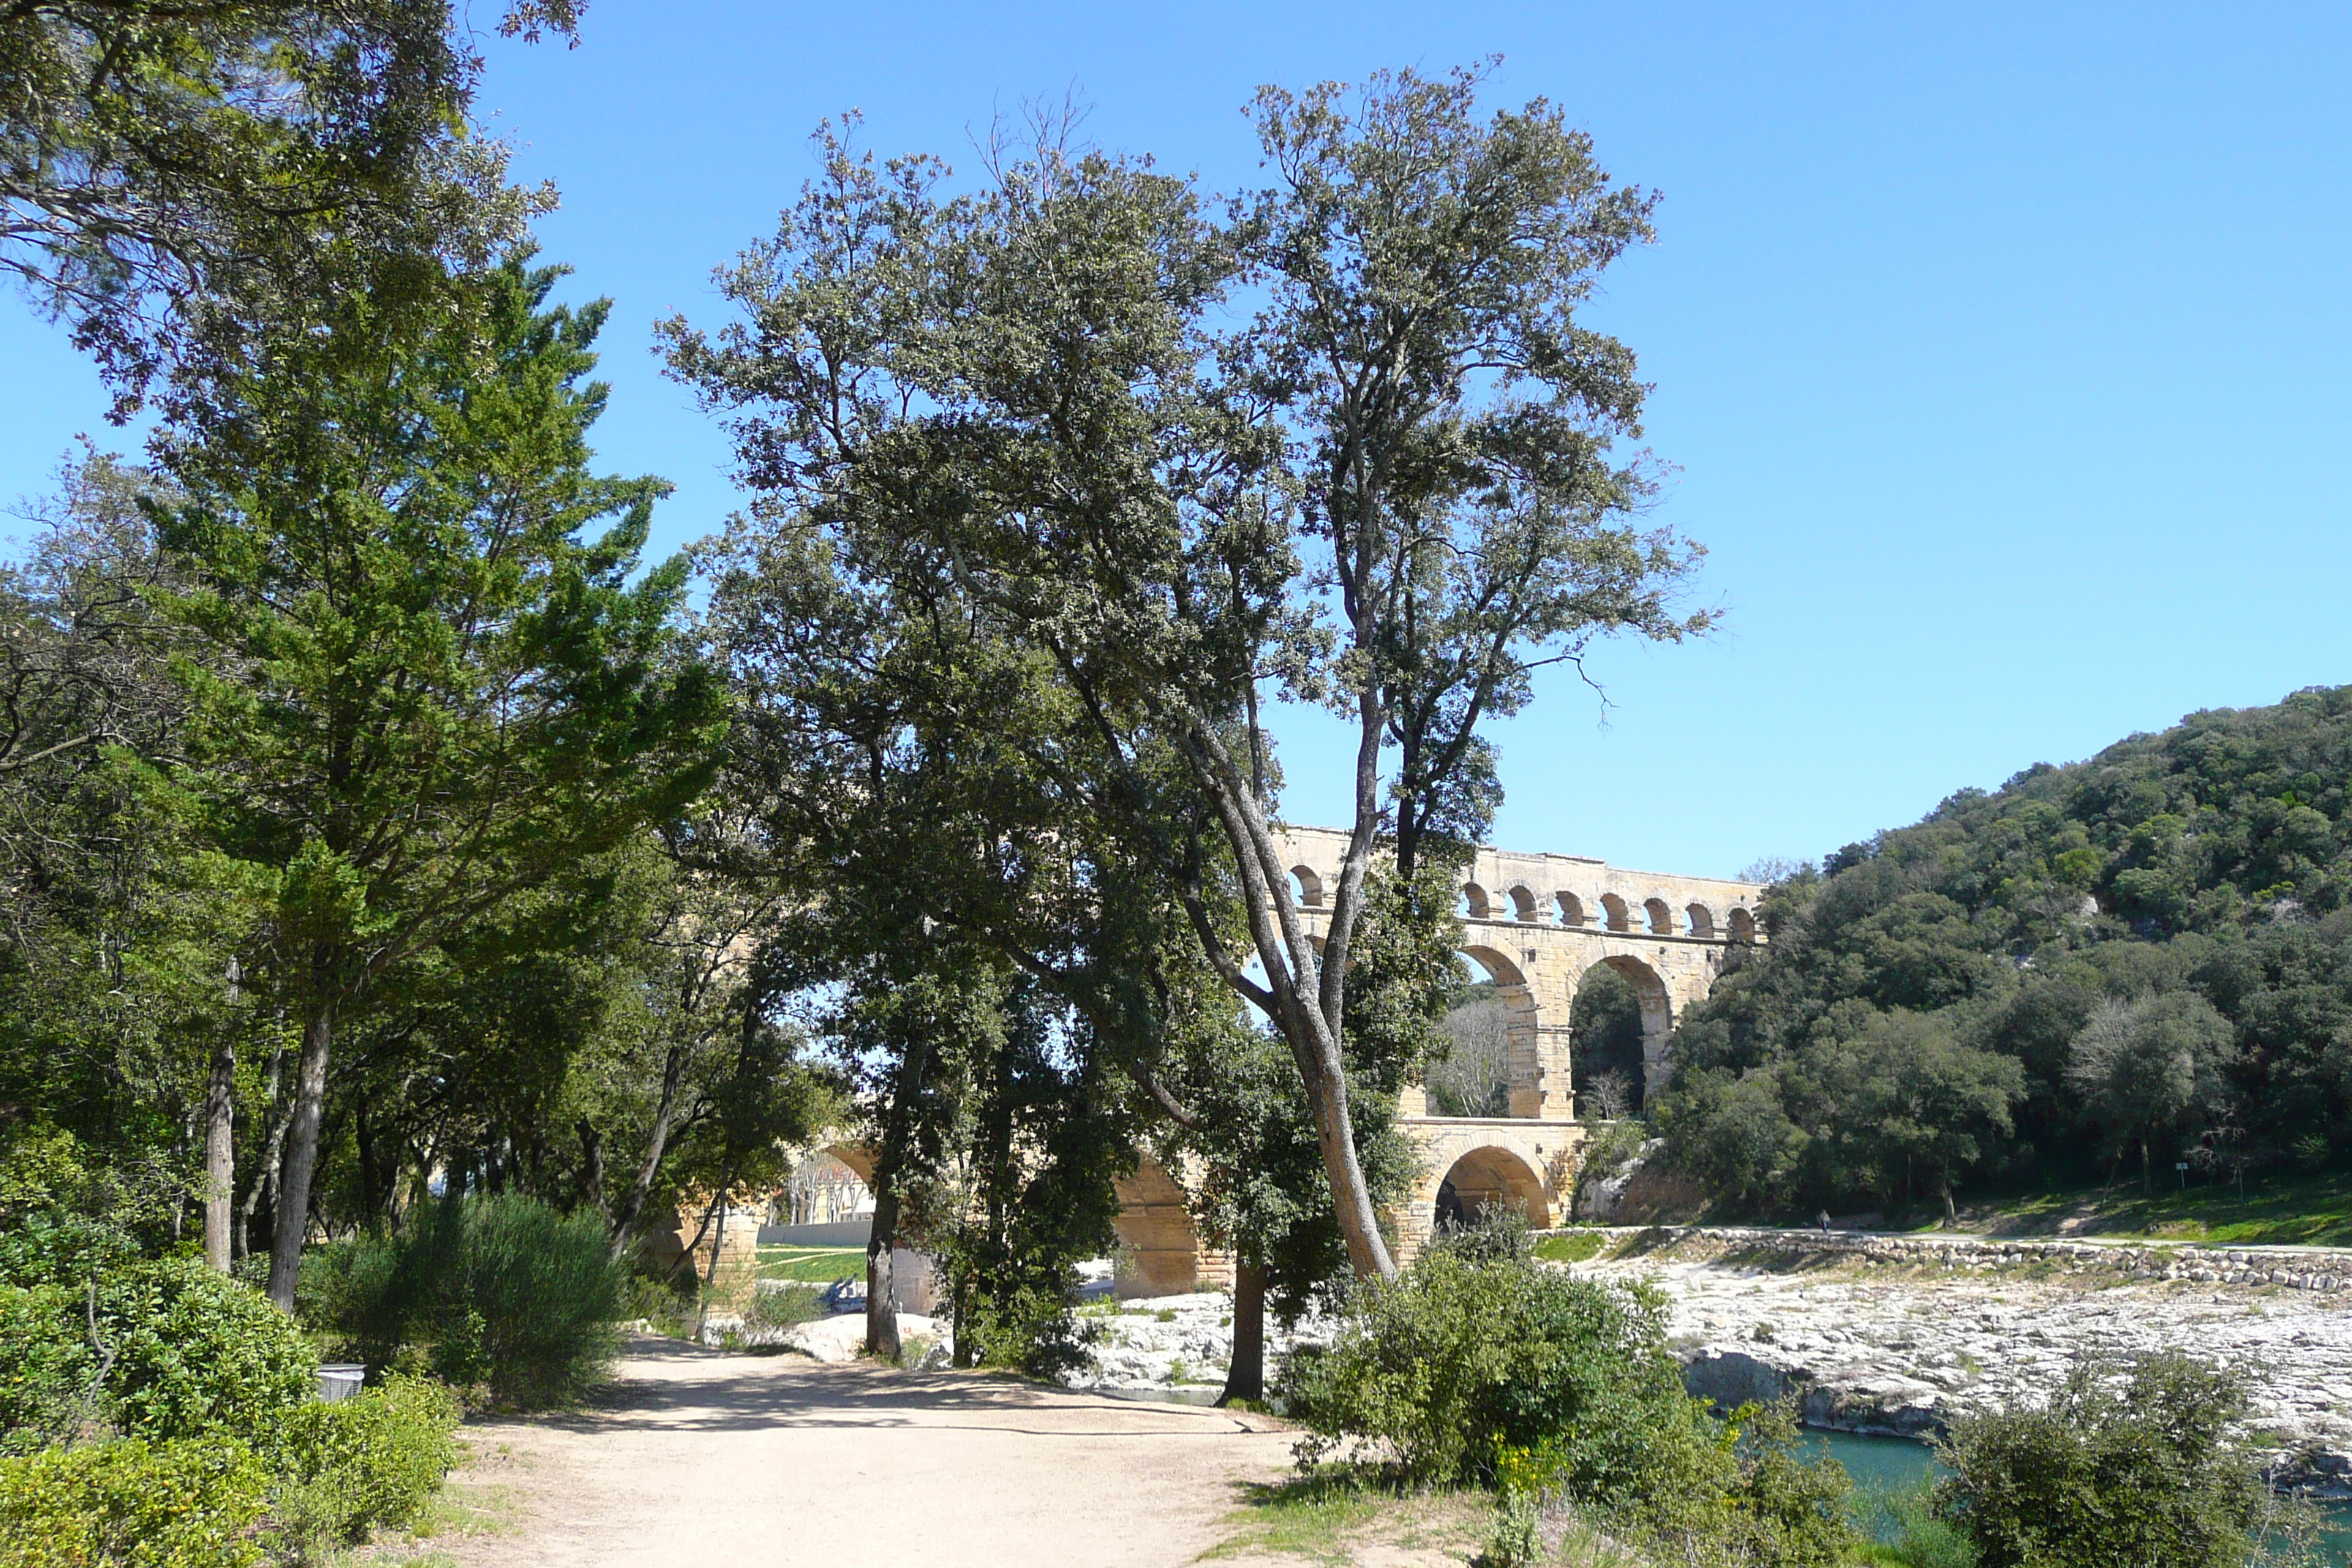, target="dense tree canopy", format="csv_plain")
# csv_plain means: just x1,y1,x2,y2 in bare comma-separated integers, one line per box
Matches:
1662,685,2352,1216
